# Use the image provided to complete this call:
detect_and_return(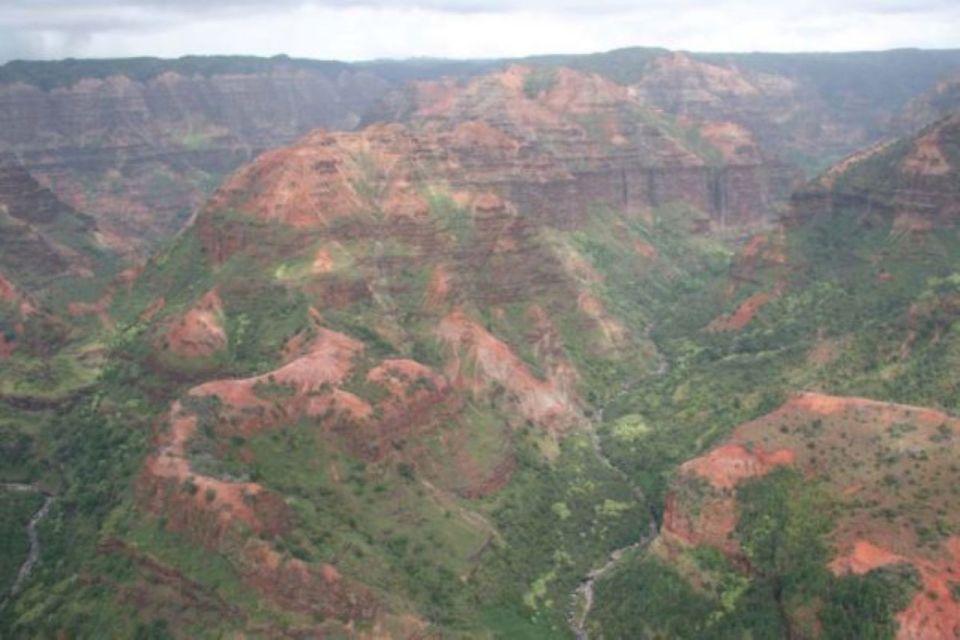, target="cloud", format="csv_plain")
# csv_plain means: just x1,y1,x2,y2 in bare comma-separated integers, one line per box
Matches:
0,0,957,63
